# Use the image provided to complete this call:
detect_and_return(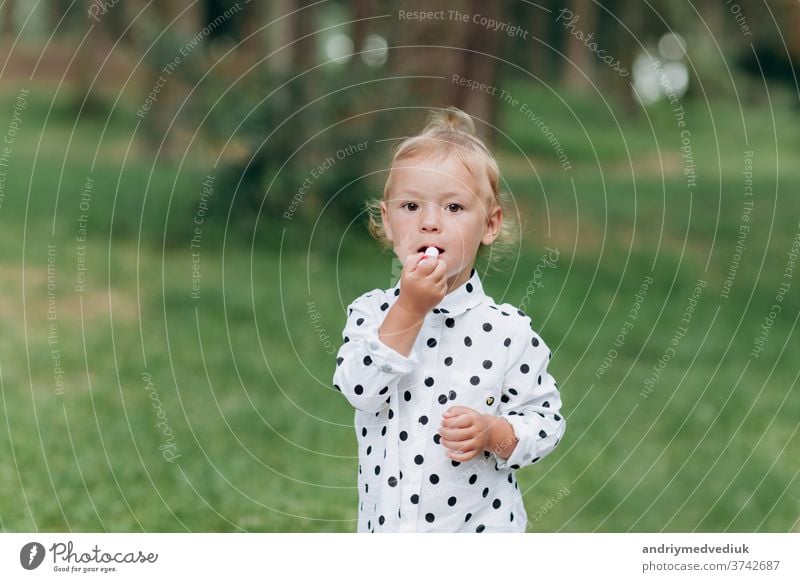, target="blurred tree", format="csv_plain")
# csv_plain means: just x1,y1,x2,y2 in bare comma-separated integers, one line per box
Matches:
448,0,503,136
562,0,597,91
2,0,15,36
